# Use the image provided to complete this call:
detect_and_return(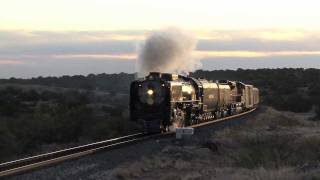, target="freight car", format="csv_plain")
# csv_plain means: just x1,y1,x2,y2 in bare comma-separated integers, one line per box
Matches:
130,72,259,133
